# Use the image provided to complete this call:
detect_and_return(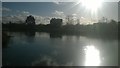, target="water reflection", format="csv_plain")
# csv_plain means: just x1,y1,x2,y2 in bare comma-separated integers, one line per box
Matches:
84,45,101,66
2,32,11,48
24,31,35,37
50,32,62,38
3,32,118,66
